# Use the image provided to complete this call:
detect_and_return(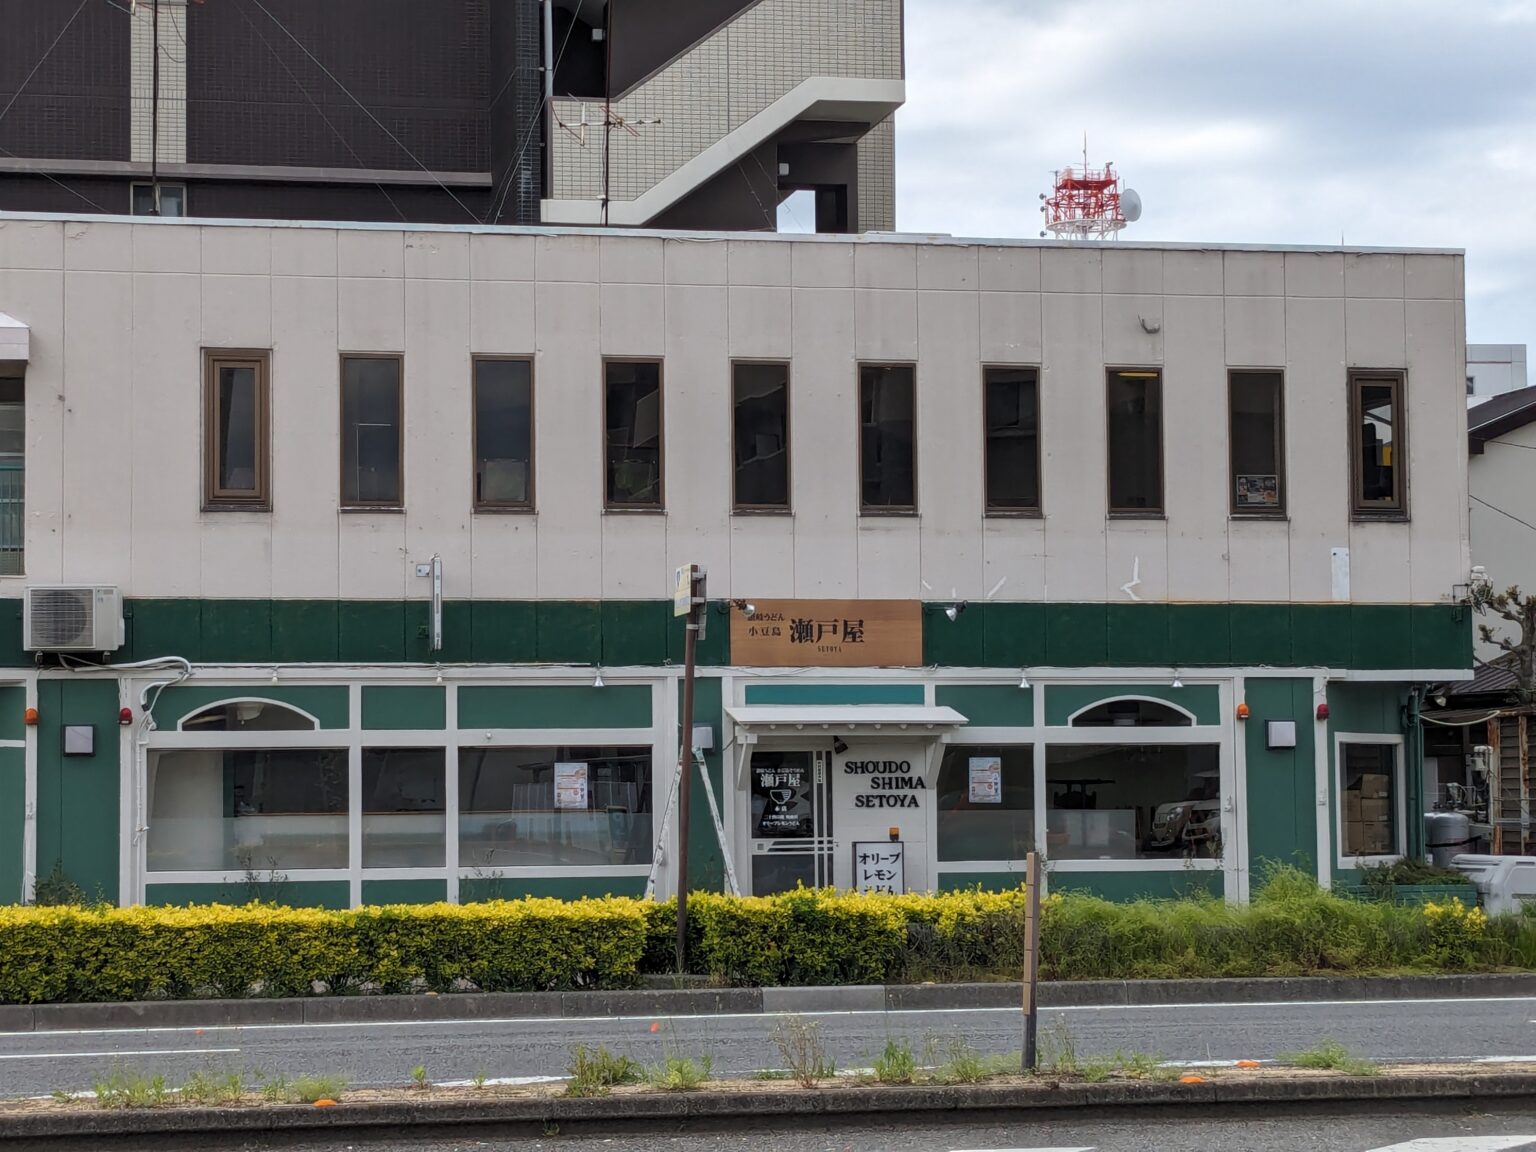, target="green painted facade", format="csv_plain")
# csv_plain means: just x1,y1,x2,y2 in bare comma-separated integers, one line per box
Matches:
34,679,121,903
935,684,1033,727
145,881,351,908
1325,680,1417,877
1243,677,1318,876
361,685,446,730
1042,683,1221,726
1043,870,1225,901
0,747,20,903
361,879,448,905
683,676,726,894
0,599,1469,670
744,683,926,705
458,684,652,729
